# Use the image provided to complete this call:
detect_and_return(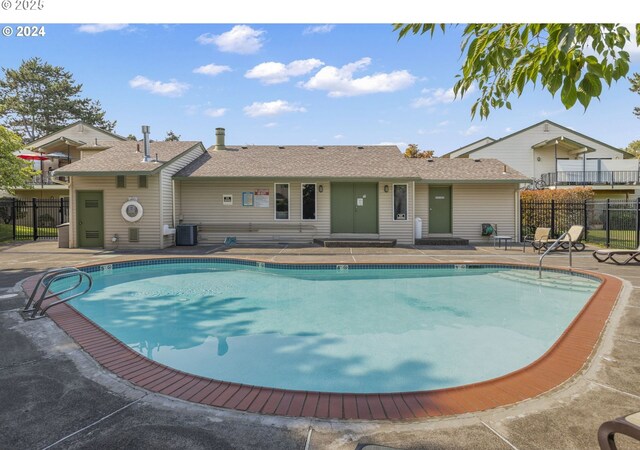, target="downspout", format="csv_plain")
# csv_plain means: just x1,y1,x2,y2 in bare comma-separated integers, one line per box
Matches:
554,140,558,188
172,178,176,228
411,180,416,243
582,150,586,186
